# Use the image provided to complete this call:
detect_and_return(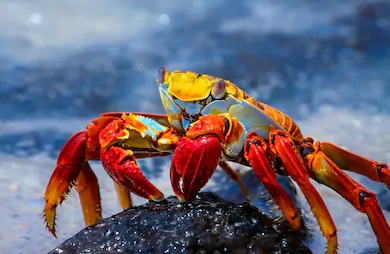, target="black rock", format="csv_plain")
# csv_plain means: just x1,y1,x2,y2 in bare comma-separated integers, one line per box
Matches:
49,192,311,254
